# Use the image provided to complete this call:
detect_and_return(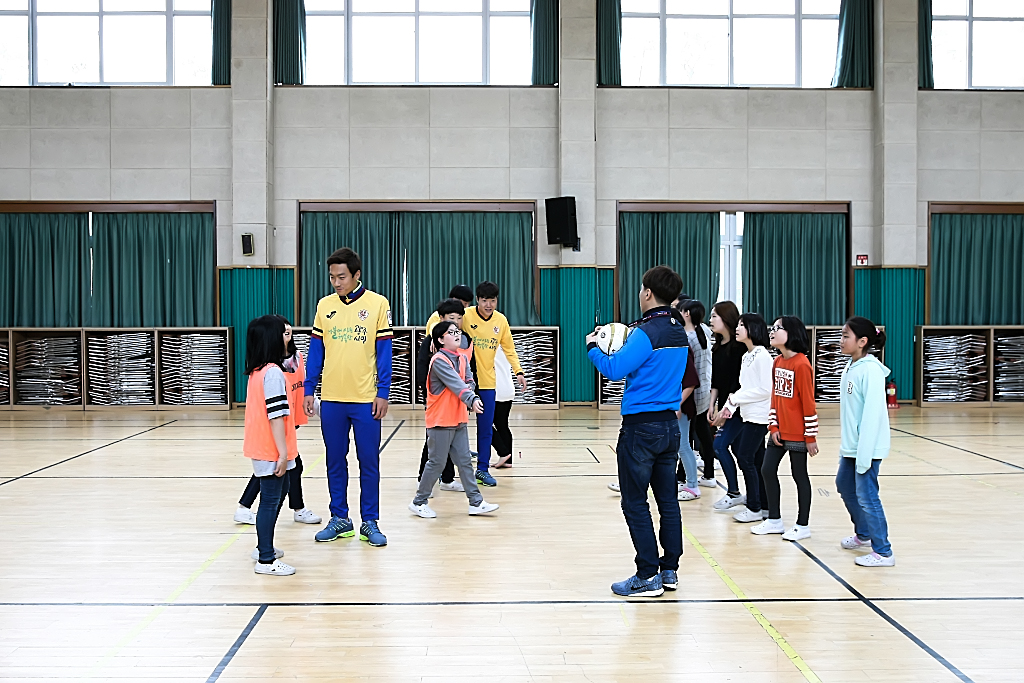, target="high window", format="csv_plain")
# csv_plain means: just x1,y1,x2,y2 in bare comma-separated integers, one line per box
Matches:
620,0,840,87
718,211,743,311
305,0,532,85
932,0,1024,89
